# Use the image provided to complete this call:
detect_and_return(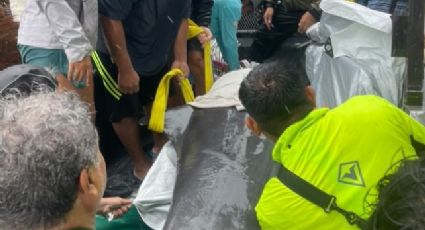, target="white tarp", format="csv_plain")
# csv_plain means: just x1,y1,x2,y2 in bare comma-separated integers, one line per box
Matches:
189,68,251,110
306,0,406,108
134,141,177,230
